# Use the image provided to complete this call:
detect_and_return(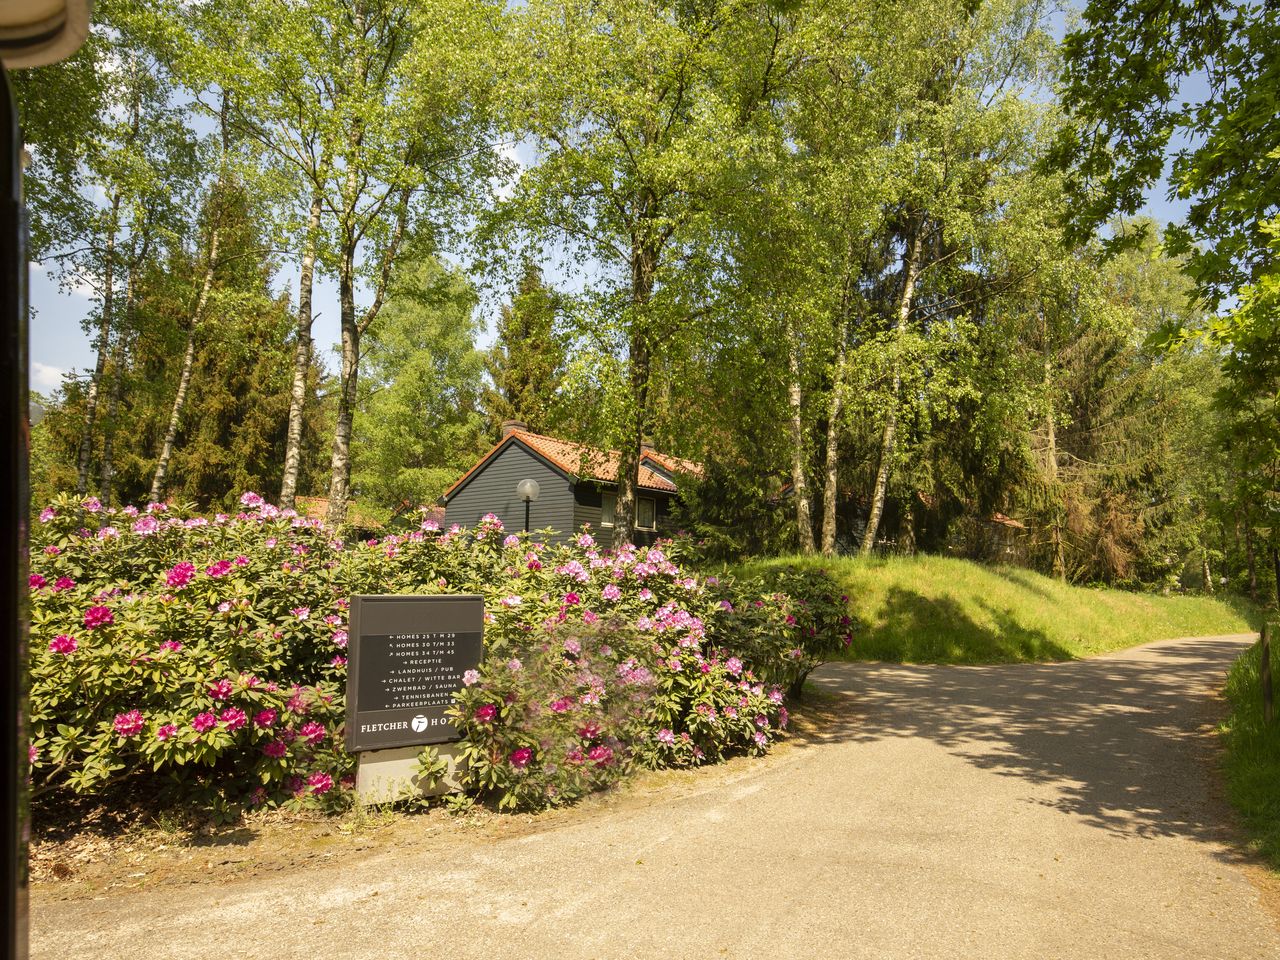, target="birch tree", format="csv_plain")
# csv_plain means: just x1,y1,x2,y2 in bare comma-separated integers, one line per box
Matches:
487,0,790,546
